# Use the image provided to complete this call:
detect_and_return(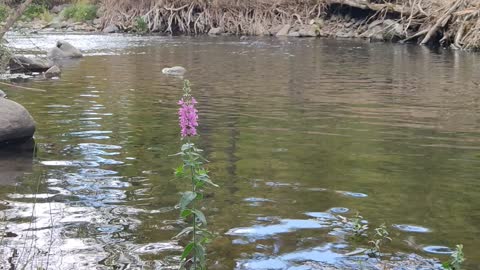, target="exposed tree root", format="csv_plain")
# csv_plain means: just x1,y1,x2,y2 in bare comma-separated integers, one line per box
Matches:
99,0,480,50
